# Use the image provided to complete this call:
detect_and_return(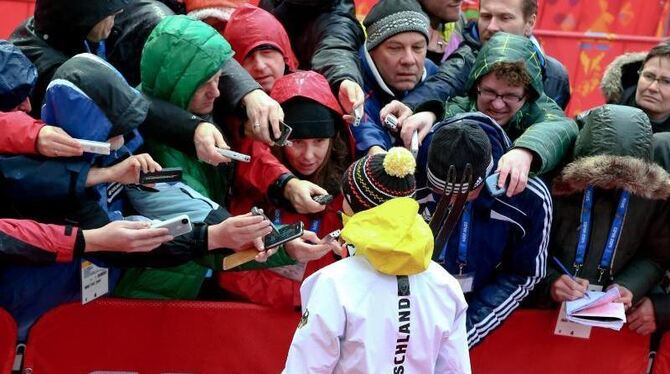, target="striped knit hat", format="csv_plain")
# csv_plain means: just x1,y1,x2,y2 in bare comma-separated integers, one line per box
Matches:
363,0,430,51
342,147,416,213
